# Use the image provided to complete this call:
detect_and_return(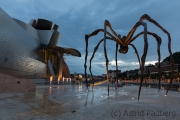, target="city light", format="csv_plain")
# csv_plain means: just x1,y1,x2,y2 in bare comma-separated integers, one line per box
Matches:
50,76,53,85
